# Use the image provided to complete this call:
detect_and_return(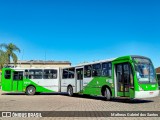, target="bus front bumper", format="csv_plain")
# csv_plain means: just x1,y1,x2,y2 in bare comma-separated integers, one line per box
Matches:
135,90,159,99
